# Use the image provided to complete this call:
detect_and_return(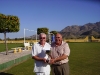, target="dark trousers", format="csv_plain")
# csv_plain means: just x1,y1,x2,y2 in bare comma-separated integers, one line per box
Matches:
51,63,69,75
